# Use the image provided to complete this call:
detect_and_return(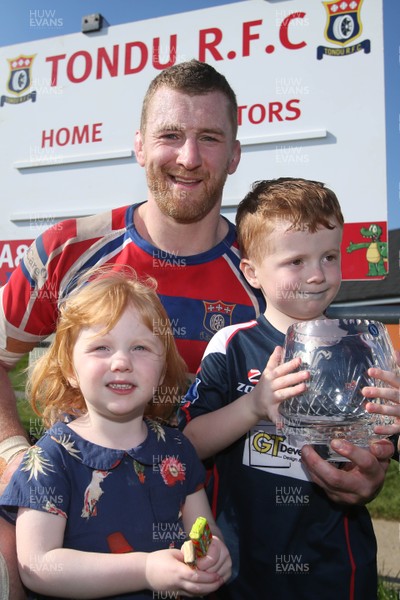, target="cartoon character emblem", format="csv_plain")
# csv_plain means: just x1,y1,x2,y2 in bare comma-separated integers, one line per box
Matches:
203,300,235,335
323,0,363,46
1,54,37,107
346,224,388,277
